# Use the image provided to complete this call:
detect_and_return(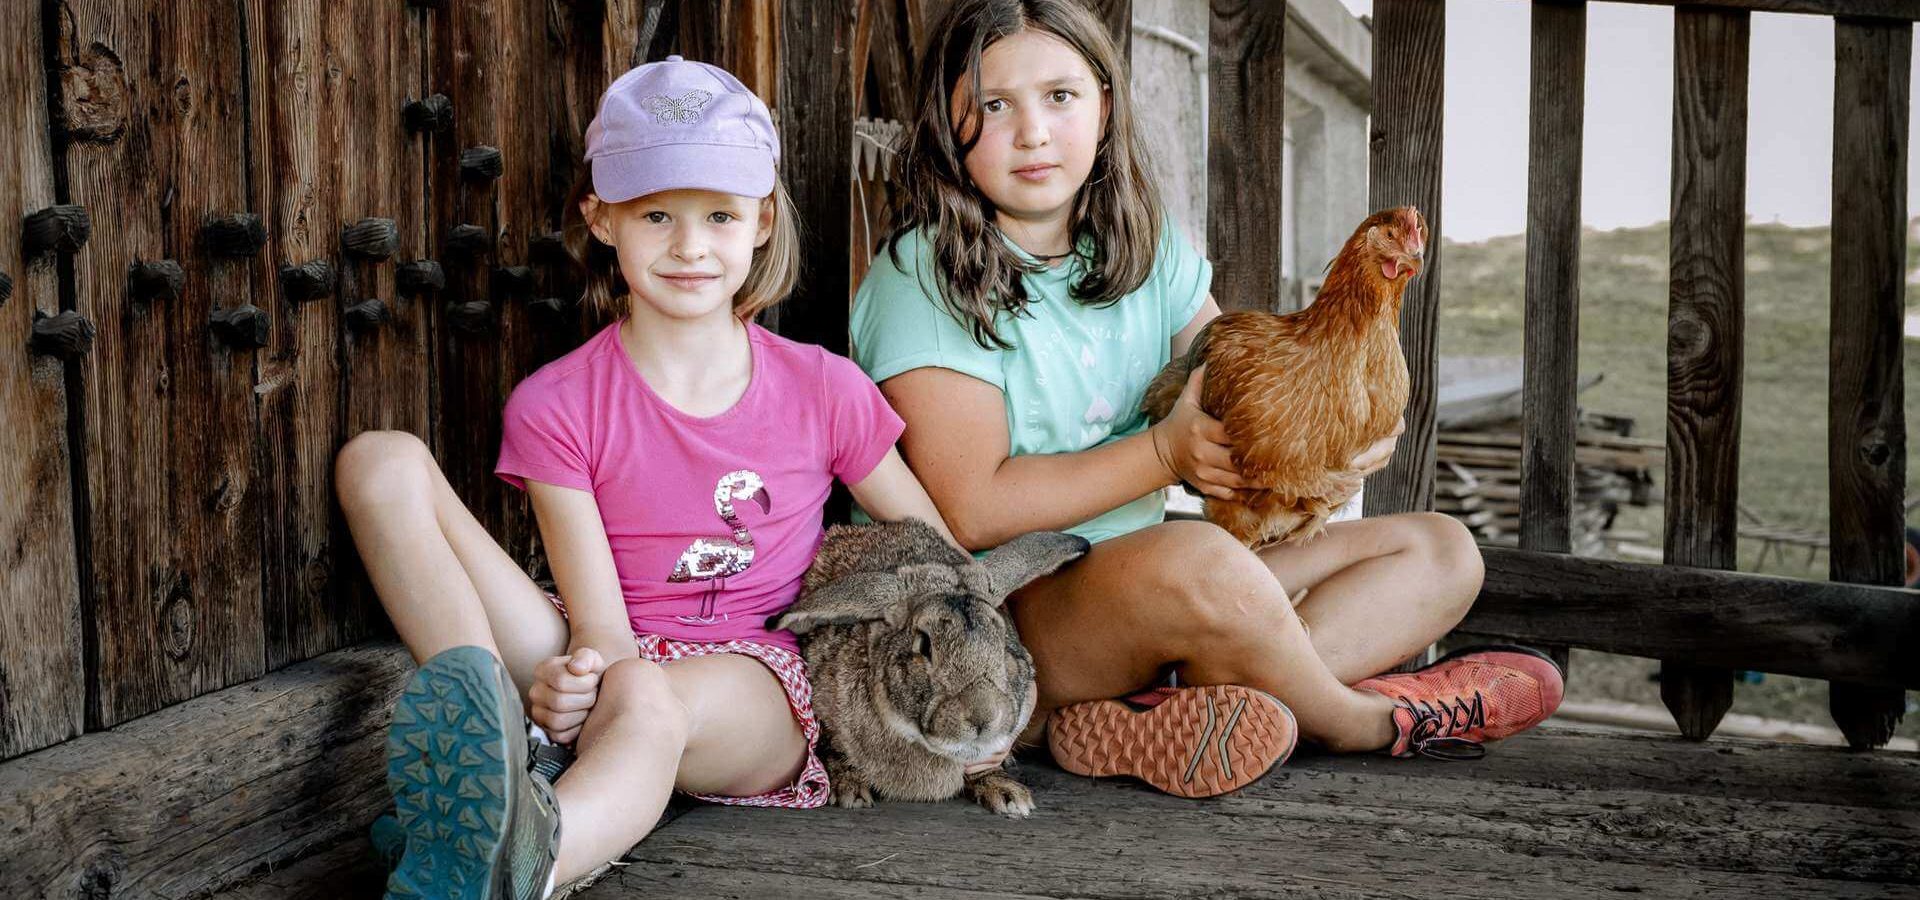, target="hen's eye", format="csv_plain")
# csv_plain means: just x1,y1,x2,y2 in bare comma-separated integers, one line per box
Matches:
912,630,932,659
